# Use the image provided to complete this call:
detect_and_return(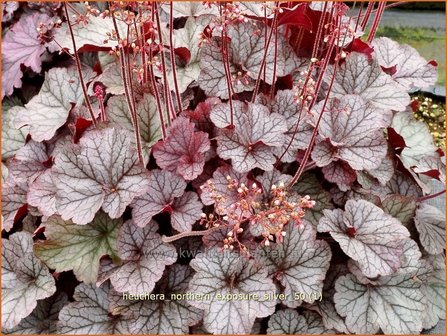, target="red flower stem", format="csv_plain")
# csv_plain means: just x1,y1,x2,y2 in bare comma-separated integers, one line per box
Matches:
219,3,234,126
269,18,279,99
360,2,375,31
251,6,278,102
169,2,182,112
288,29,341,188
367,1,386,43
63,3,97,127
153,2,176,121
148,53,167,139
311,1,328,58
110,10,144,164
417,190,446,202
